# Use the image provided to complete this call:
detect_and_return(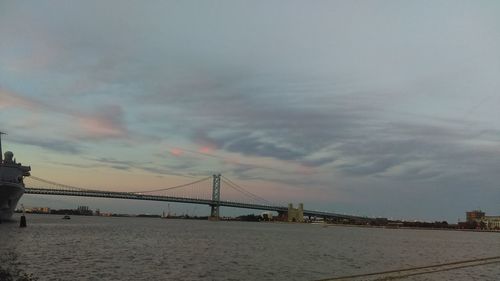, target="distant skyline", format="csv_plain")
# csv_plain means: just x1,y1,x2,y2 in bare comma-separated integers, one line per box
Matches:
1,1,500,221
